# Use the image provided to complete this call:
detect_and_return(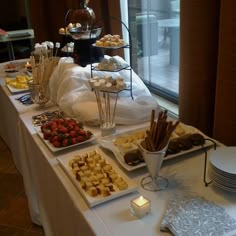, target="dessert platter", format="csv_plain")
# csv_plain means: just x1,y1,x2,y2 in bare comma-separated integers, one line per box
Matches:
57,146,138,207
98,122,214,171
92,34,128,49
92,57,129,72
35,118,96,152
5,74,32,94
